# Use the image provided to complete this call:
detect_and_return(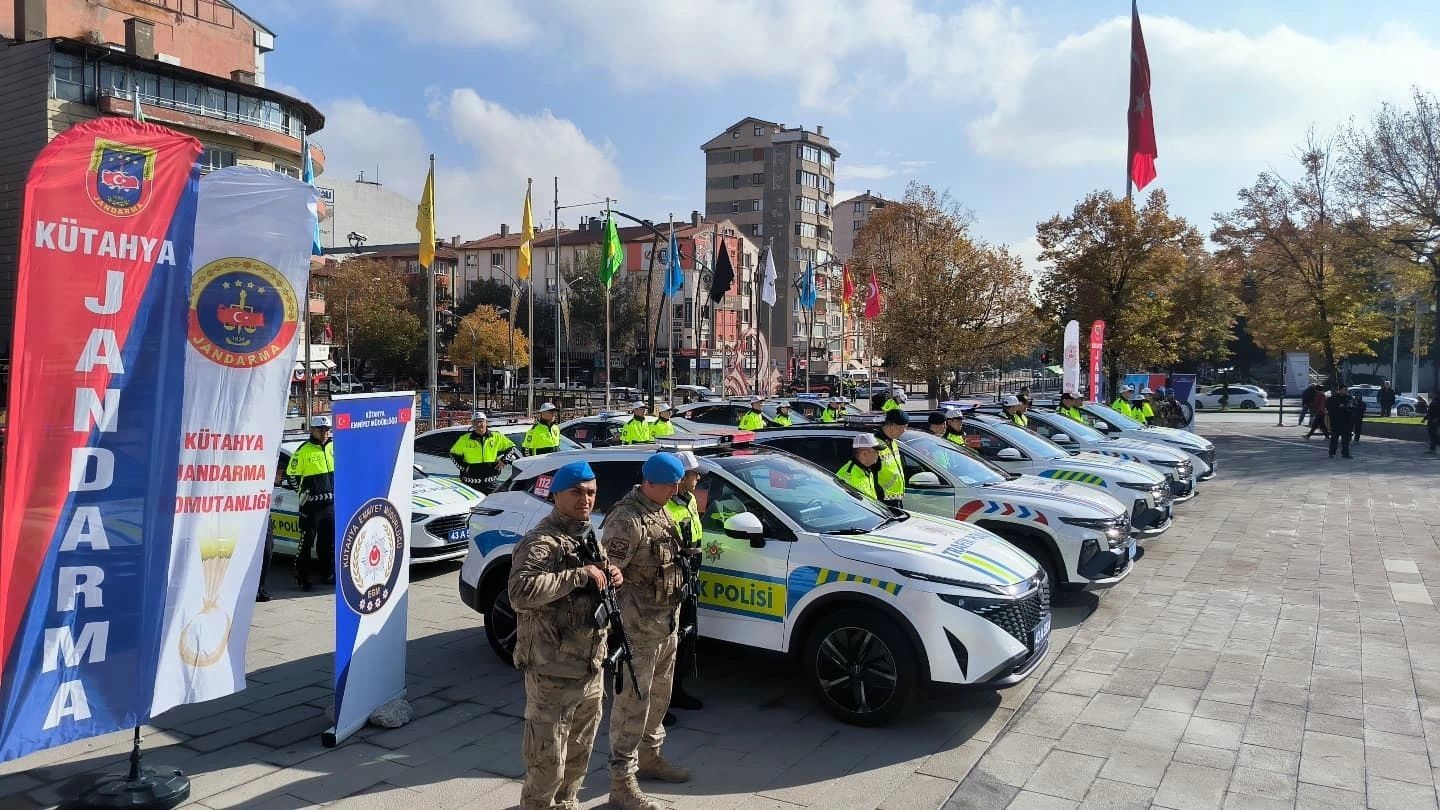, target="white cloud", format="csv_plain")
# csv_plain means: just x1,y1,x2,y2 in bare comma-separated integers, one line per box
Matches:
841,164,898,181
969,16,1440,168
313,94,624,238
327,0,535,46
